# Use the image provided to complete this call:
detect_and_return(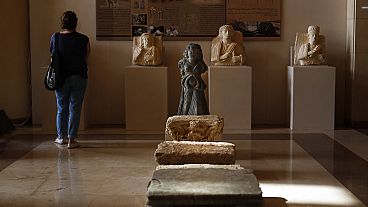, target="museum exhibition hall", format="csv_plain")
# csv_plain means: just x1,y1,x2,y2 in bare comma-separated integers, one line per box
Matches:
1,0,368,206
